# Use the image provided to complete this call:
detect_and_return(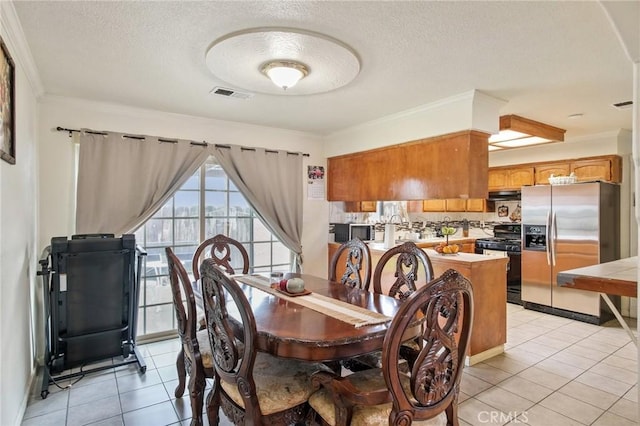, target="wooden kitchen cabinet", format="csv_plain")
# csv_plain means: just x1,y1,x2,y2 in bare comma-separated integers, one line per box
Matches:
488,166,534,191
344,201,377,212
422,199,447,212
445,199,467,212
466,199,495,212
534,163,571,184
490,155,622,191
419,198,494,212
459,242,476,253
571,156,621,183
327,130,489,201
